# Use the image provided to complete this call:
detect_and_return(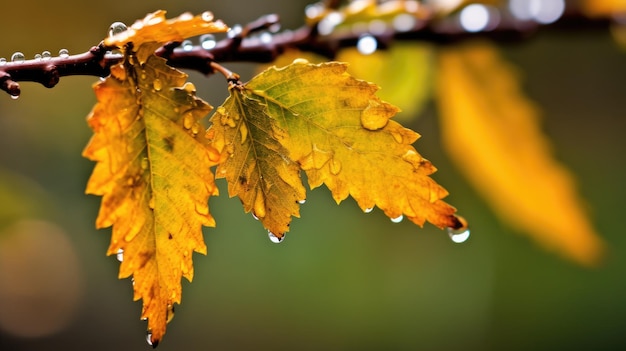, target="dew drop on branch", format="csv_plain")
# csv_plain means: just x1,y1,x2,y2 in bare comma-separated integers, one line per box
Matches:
11,52,25,63
268,230,284,243
227,24,243,38
41,51,51,60
182,40,193,51
34,53,42,60
200,34,216,50
0,58,6,65
58,49,69,58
